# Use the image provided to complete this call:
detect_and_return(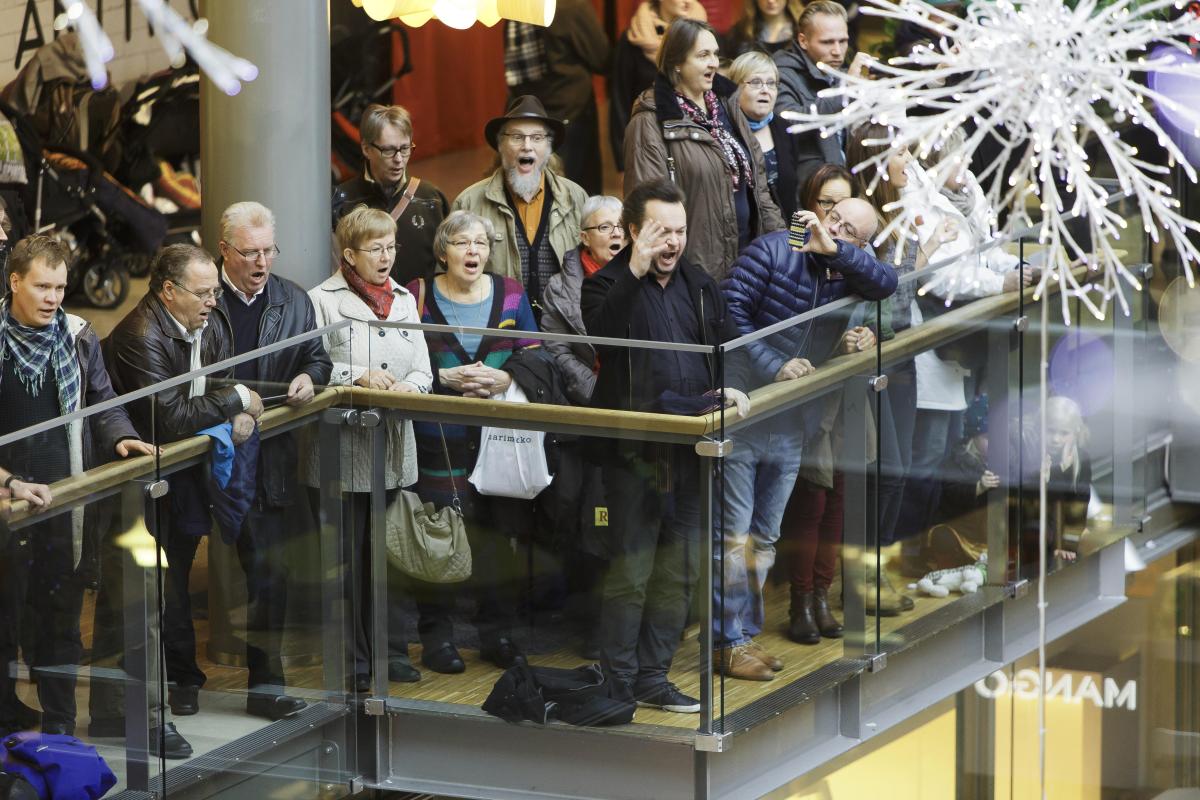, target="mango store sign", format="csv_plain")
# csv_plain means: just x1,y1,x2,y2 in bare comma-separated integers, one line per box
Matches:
974,669,1137,711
